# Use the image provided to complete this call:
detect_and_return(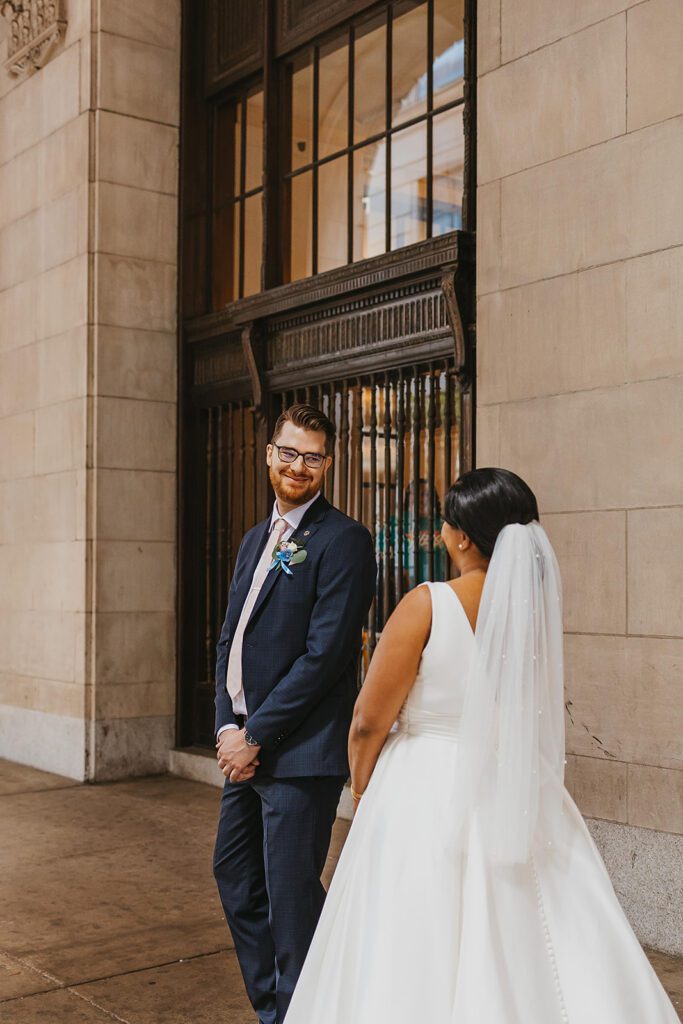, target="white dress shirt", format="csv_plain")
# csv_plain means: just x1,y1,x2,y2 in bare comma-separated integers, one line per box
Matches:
217,492,321,739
